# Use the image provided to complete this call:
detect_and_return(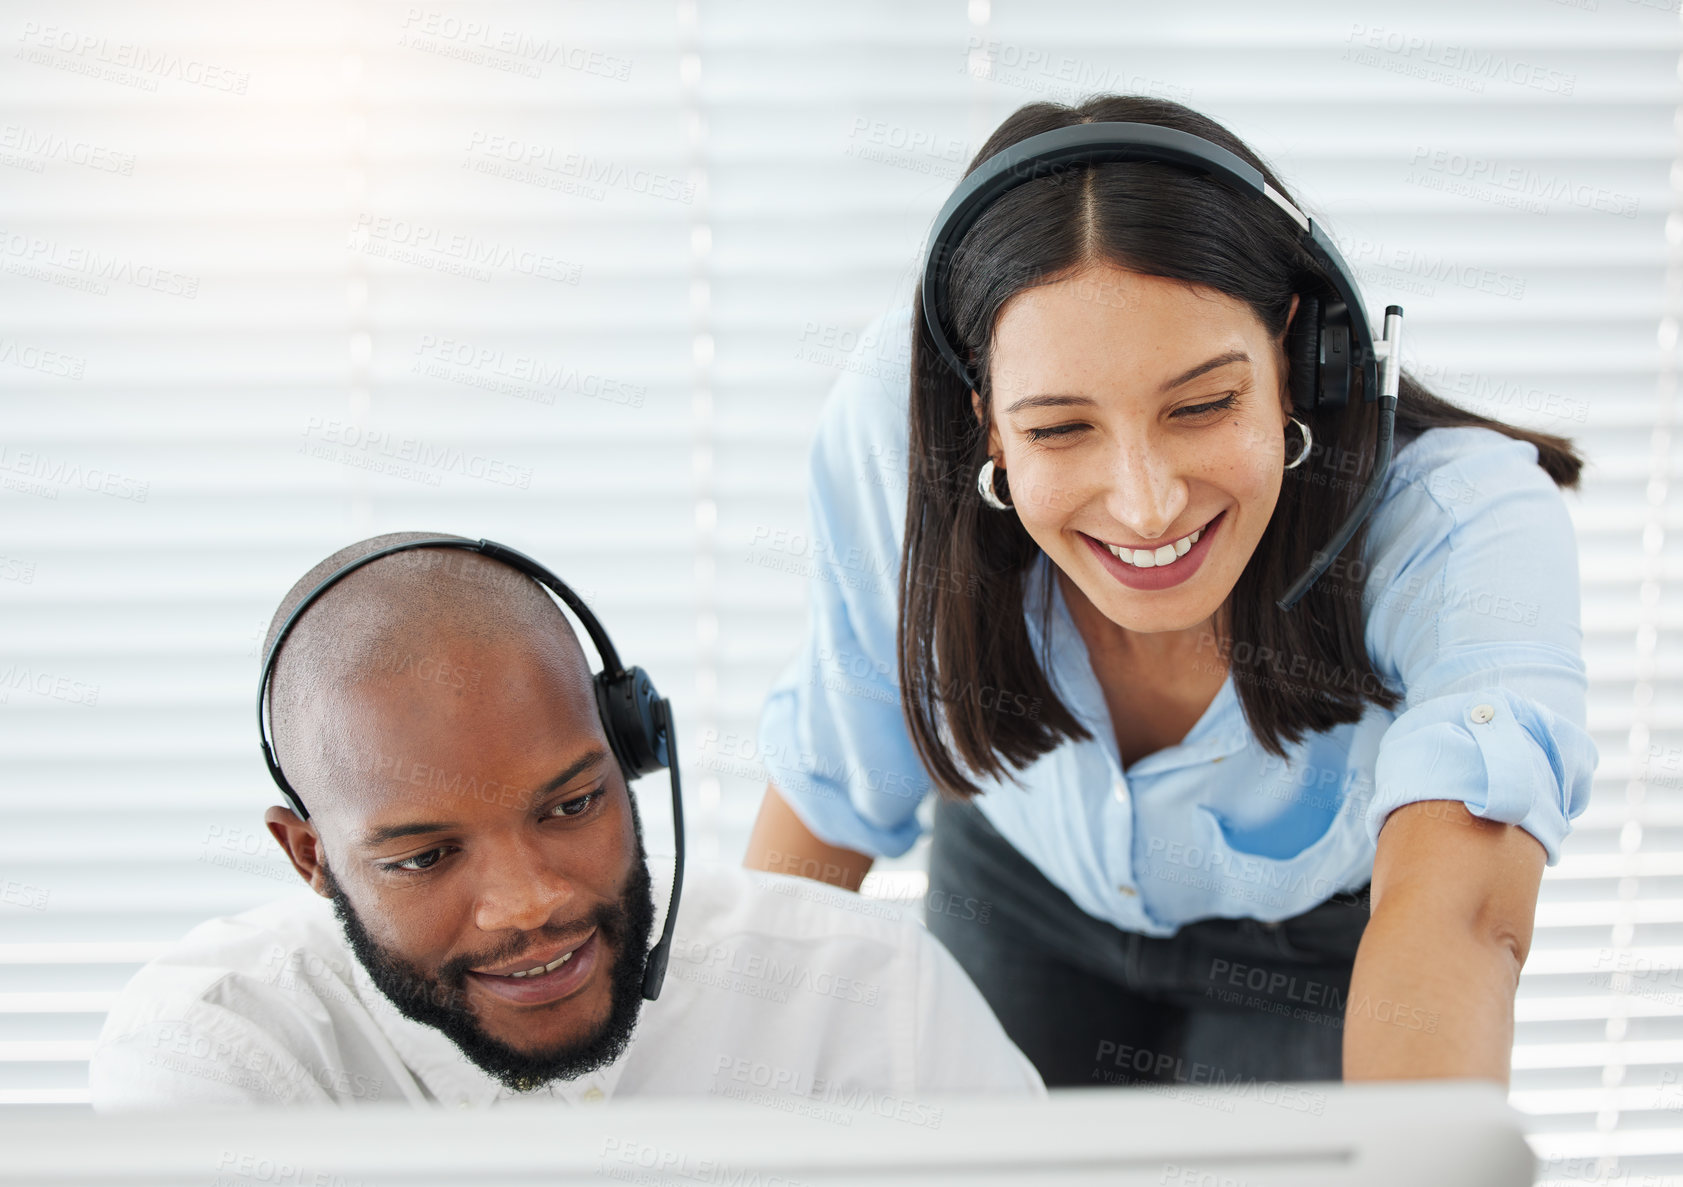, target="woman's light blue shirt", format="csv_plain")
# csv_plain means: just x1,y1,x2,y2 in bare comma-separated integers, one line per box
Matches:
756,308,1598,936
